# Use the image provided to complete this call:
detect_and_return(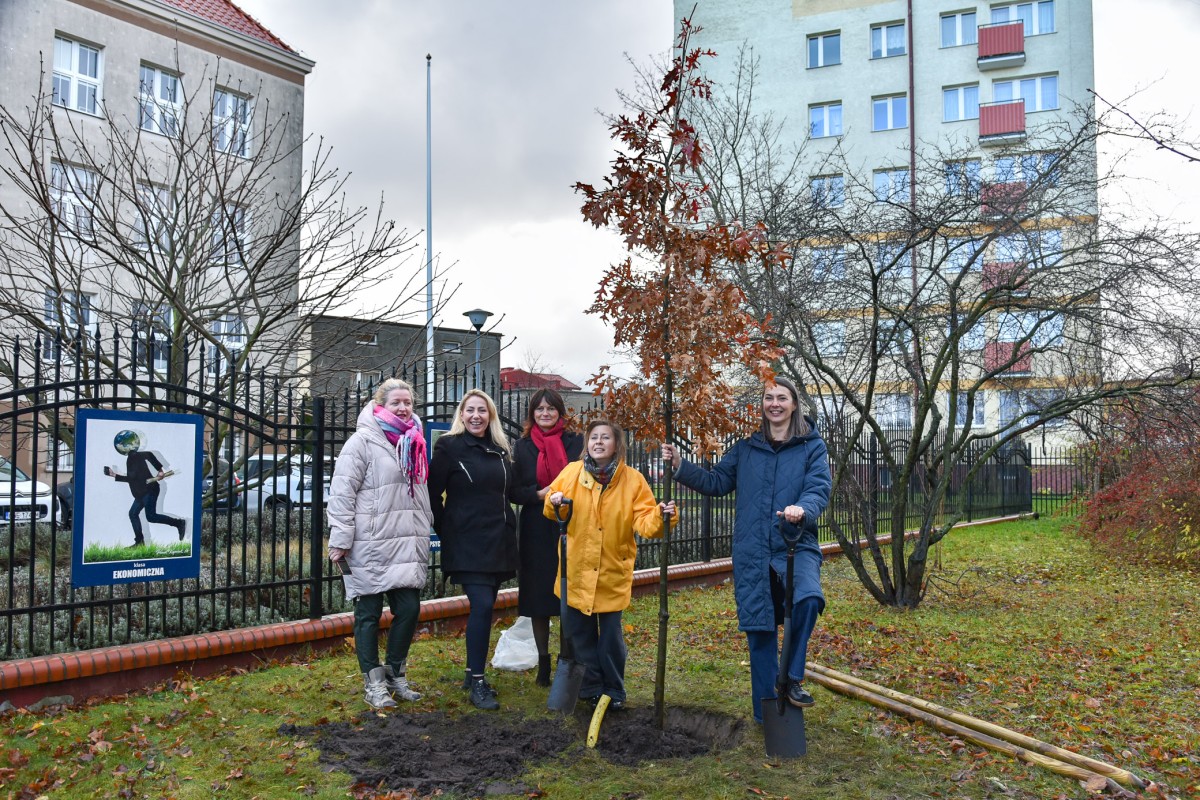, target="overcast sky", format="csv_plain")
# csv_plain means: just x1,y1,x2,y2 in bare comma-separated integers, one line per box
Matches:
232,0,1199,387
